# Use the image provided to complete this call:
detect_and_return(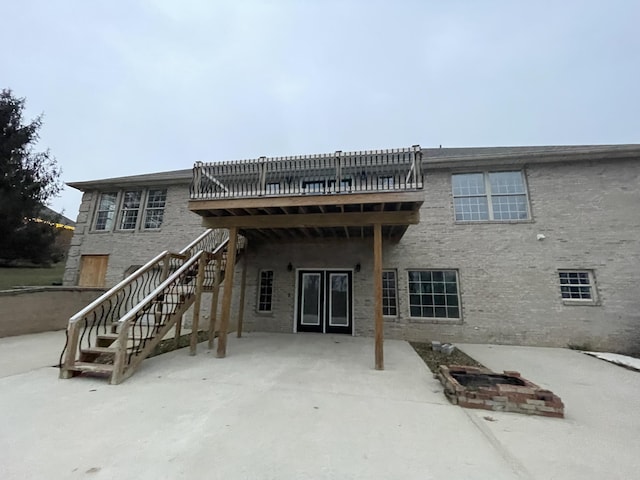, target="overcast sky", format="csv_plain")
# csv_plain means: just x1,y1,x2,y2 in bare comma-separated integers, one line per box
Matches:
3,1,639,217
